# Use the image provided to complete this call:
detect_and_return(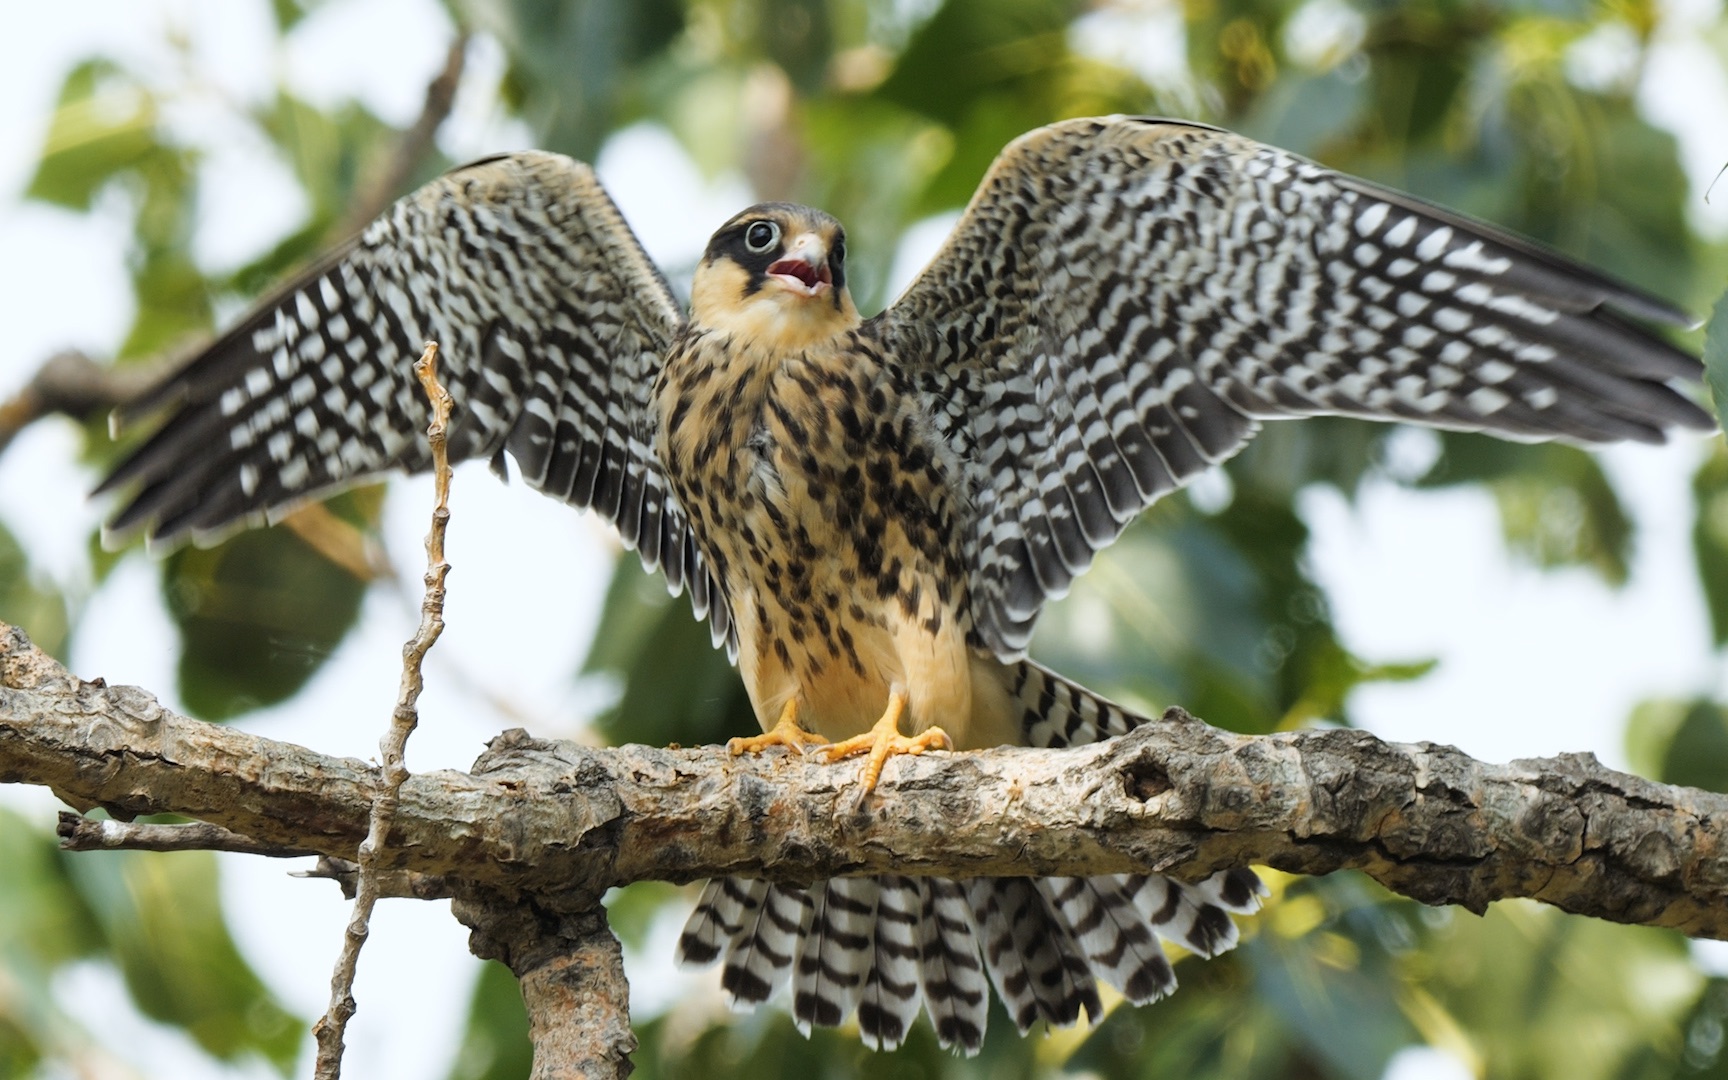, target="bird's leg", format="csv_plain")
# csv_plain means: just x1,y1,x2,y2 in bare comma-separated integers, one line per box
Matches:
728,698,829,756
821,689,952,793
